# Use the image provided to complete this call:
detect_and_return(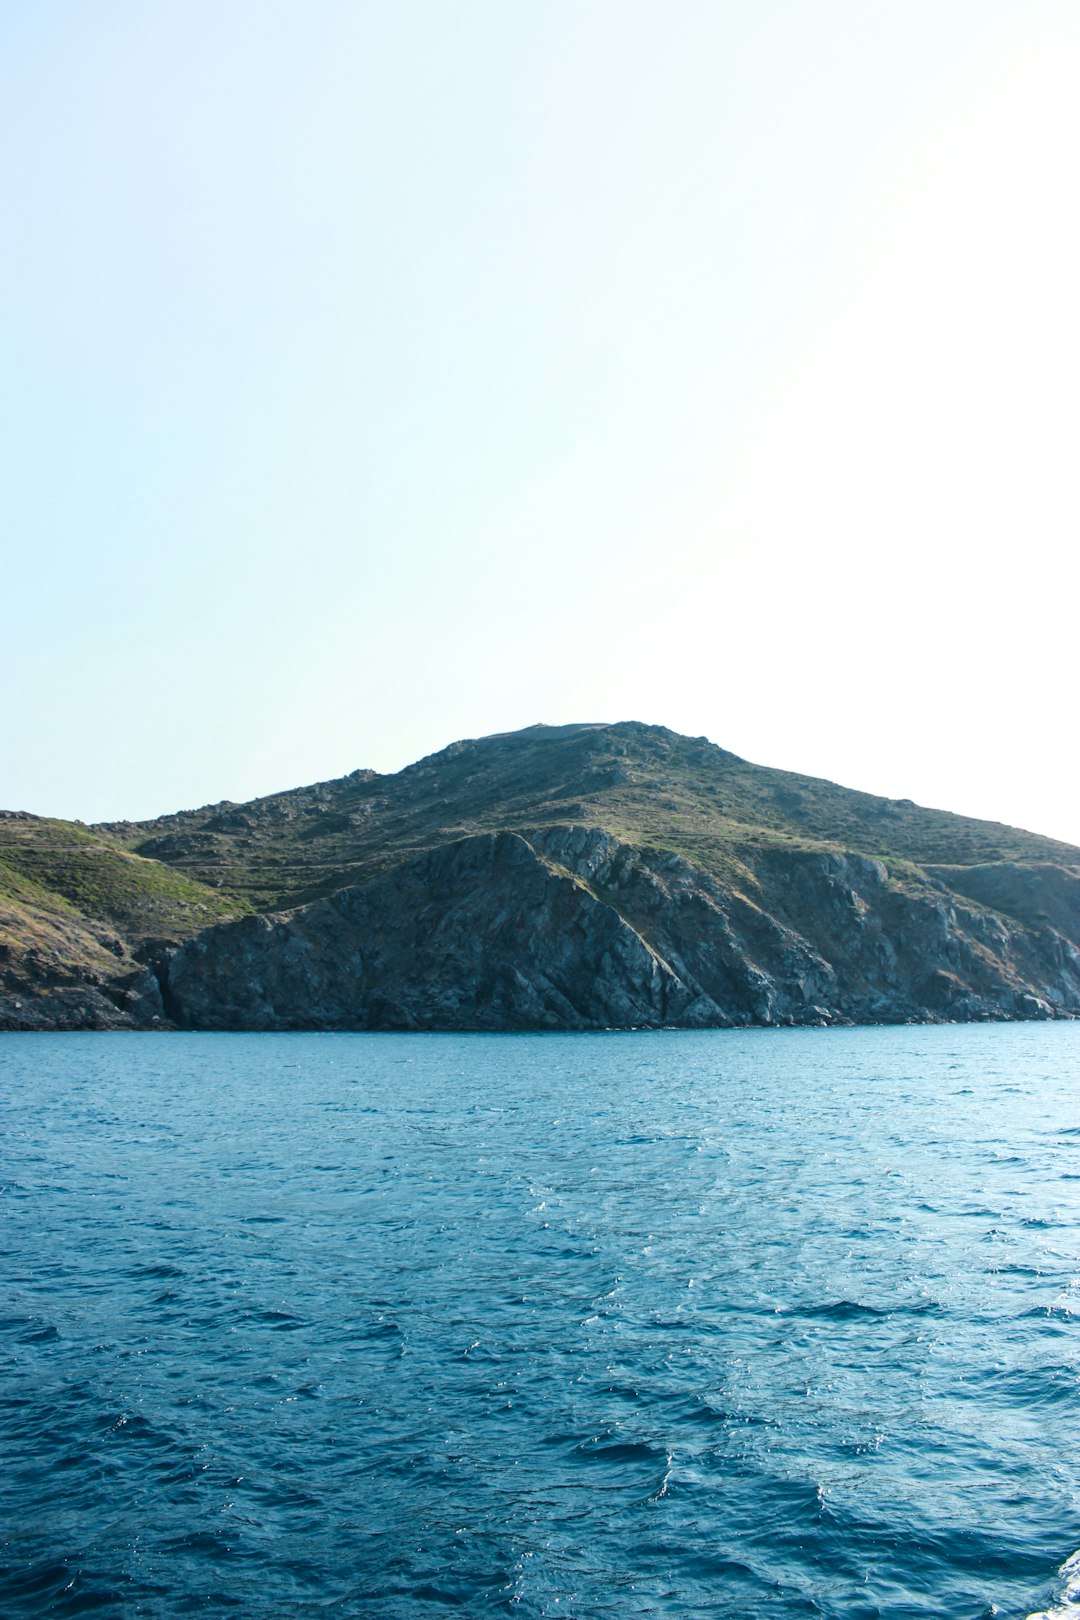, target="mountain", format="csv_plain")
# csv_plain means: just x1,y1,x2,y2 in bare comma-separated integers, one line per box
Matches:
3,722,1078,1030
